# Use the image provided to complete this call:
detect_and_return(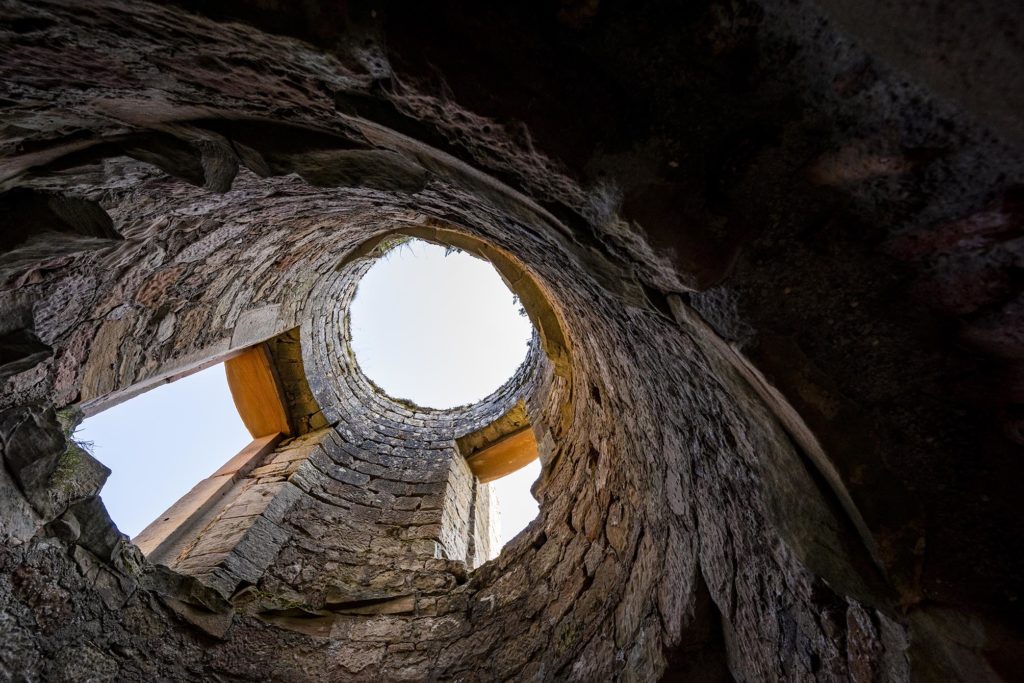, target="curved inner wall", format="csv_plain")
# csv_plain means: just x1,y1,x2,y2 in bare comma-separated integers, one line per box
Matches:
0,1,1022,681
0,158,897,679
